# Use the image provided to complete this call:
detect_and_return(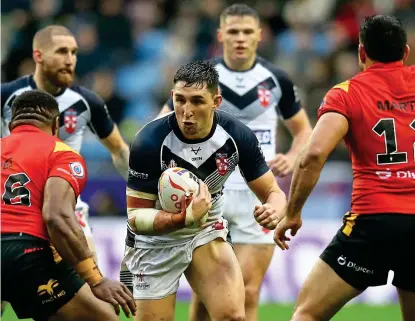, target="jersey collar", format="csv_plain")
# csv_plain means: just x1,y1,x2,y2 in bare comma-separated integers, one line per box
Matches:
11,125,45,134
219,56,258,72
28,75,68,97
170,112,218,144
366,61,404,71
